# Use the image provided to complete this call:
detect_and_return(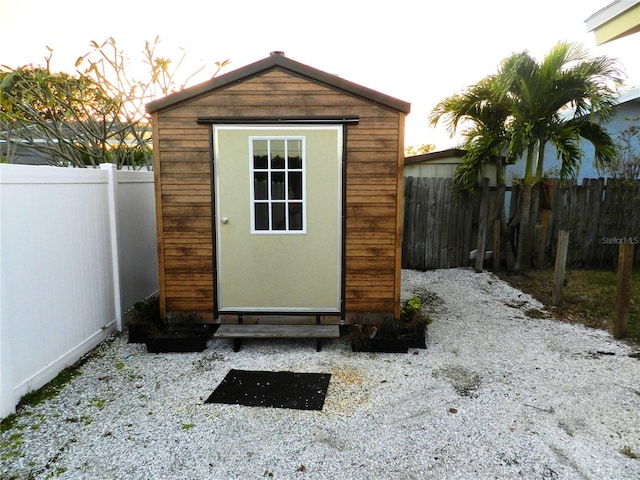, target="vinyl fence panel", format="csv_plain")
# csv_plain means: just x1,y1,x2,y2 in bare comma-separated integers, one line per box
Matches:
106,166,159,321
0,164,158,418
